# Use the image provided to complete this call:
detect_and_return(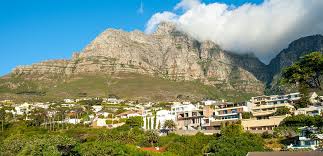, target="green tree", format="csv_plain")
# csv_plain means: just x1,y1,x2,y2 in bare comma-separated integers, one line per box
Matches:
145,117,148,129
126,116,143,128
158,121,161,129
242,112,252,119
274,107,290,116
163,119,176,131
153,111,157,129
281,52,323,90
0,107,5,132
148,117,152,130
146,130,159,147
204,124,265,156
